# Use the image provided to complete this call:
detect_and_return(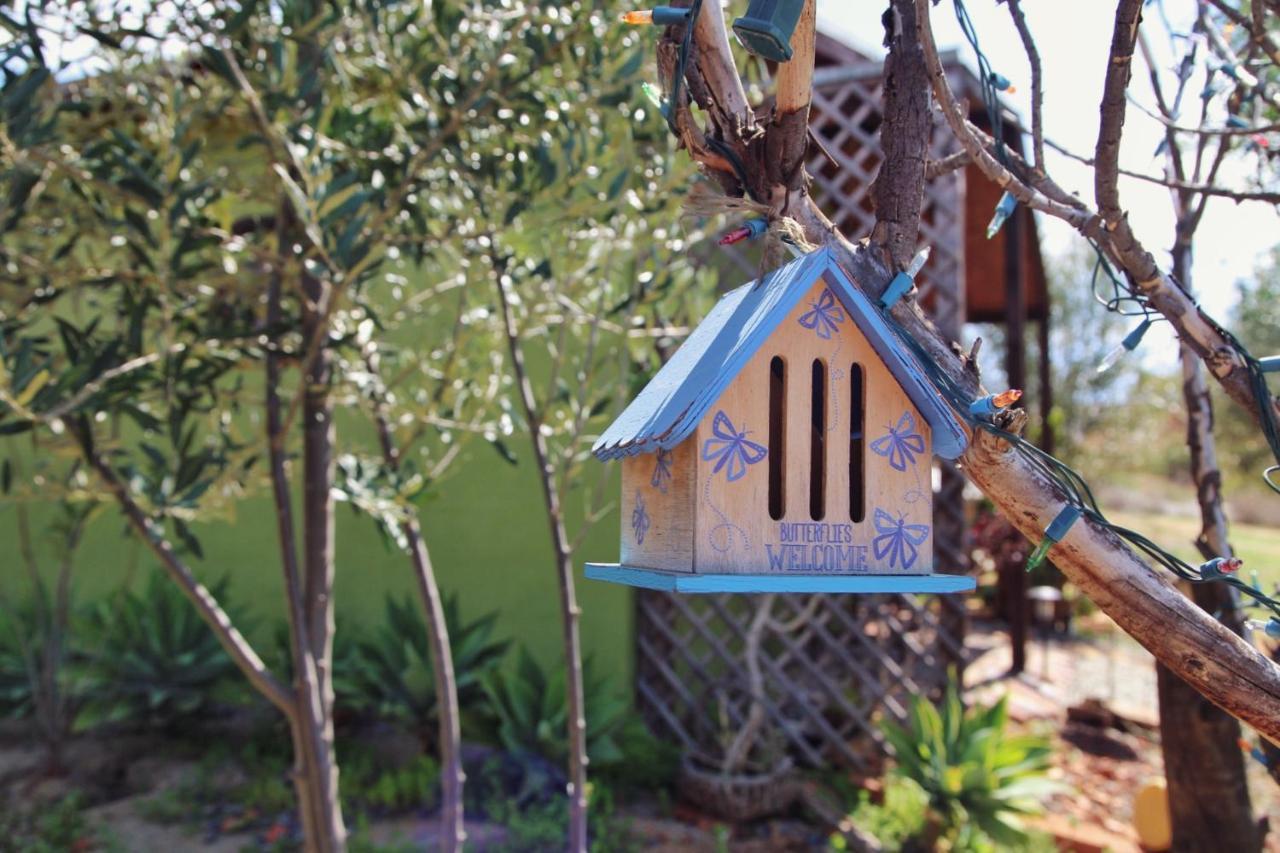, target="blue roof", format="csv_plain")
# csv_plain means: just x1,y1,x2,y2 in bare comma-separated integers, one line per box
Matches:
592,246,968,461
